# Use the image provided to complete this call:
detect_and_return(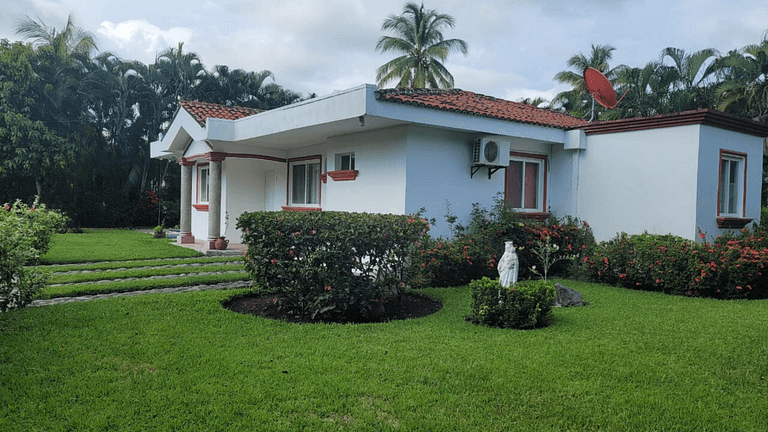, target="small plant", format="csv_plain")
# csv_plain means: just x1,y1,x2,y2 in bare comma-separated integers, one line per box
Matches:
153,225,164,233
530,235,577,282
467,277,555,329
